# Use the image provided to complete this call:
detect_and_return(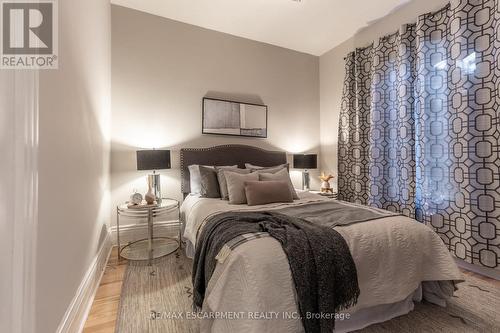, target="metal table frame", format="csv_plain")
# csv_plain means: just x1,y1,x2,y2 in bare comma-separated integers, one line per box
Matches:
116,199,181,265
